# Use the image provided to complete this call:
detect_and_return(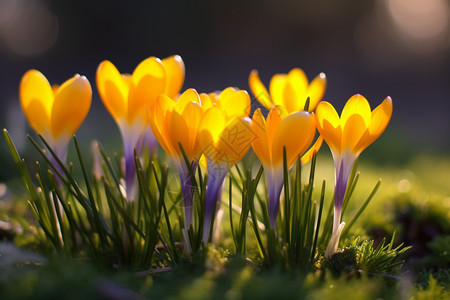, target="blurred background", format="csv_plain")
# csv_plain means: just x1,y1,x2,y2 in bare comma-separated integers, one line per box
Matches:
1,0,450,182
